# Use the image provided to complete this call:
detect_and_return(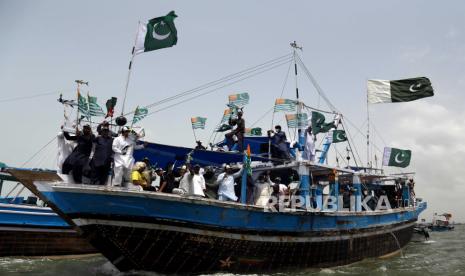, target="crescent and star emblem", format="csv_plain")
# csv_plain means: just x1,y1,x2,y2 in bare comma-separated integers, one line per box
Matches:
394,153,406,164
152,21,171,40
409,83,422,92
336,132,345,141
